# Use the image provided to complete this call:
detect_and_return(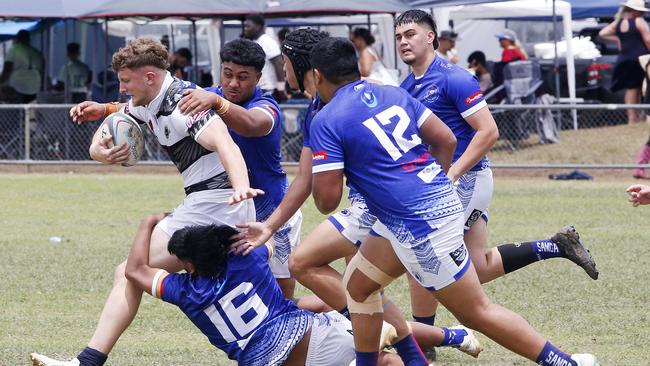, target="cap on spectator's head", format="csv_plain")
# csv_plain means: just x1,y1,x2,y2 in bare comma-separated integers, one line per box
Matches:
495,29,517,42
439,30,458,40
